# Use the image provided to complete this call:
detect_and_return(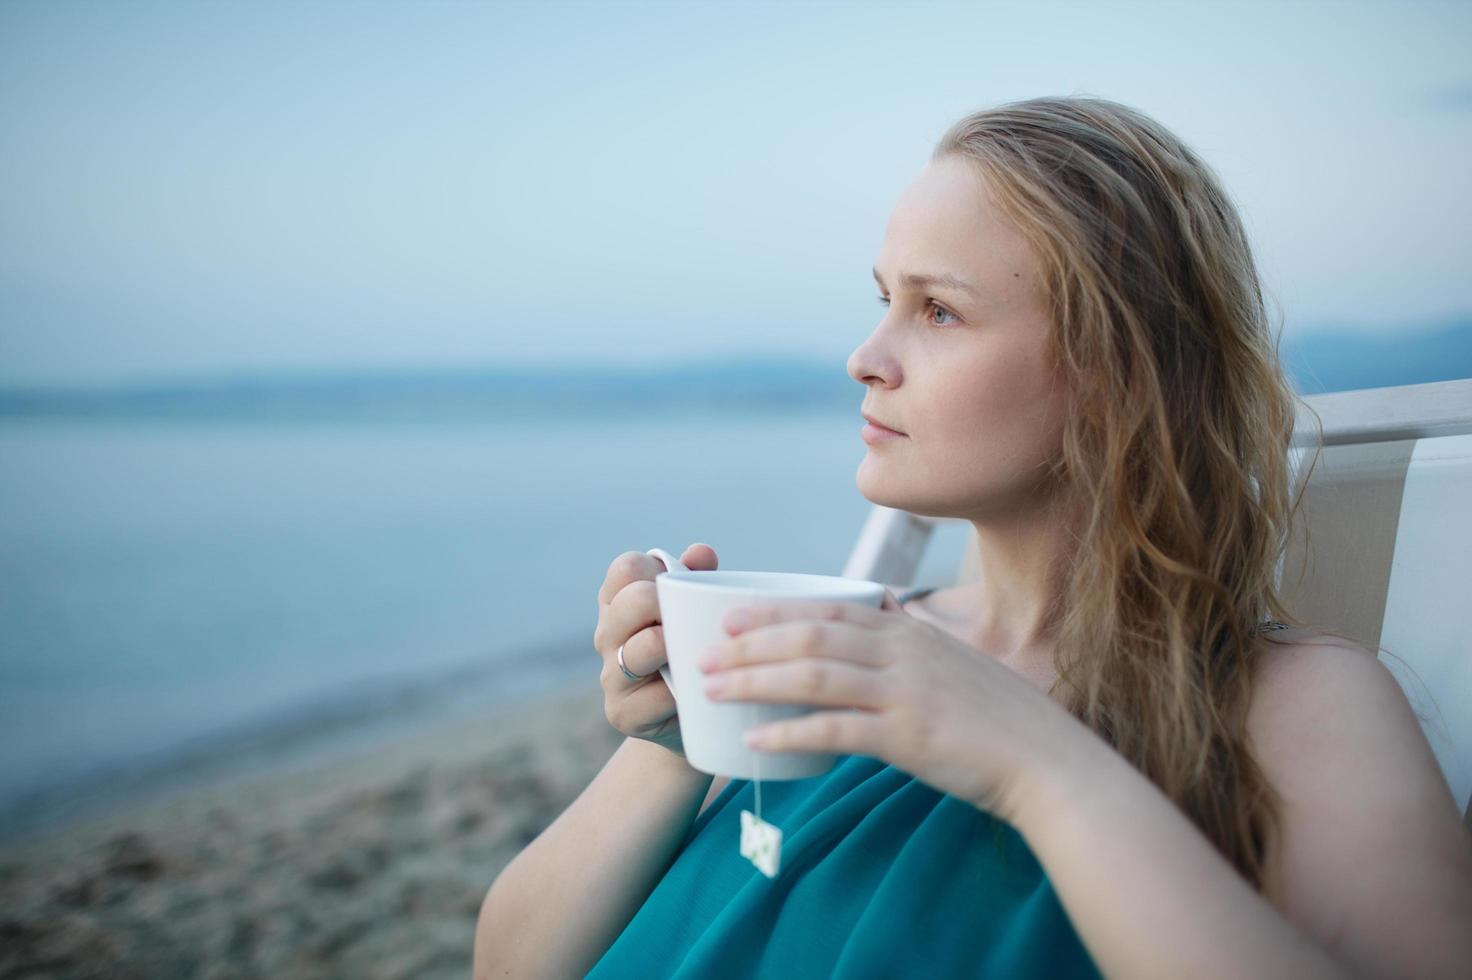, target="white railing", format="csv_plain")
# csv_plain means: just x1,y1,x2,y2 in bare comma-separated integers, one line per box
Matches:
1293,378,1472,447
